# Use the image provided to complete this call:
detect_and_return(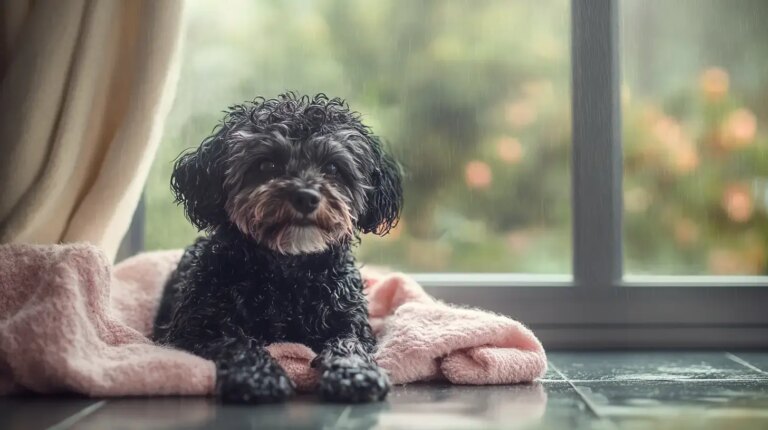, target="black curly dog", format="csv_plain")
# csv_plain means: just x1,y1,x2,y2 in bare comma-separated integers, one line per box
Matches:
153,93,402,403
